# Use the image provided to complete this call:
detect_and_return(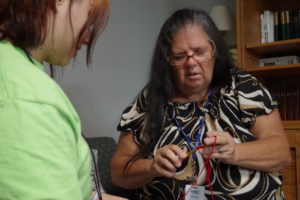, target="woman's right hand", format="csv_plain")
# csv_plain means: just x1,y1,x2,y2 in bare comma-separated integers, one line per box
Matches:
112,133,186,189
147,145,186,178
